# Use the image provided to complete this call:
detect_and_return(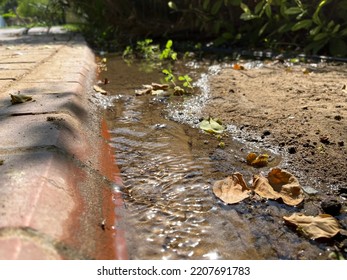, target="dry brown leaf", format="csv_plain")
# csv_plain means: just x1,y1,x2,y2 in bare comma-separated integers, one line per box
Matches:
253,174,281,200
213,173,251,204
283,213,341,239
151,83,169,90
252,168,304,206
93,85,107,95
246,153,269,167
268,168,304,206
